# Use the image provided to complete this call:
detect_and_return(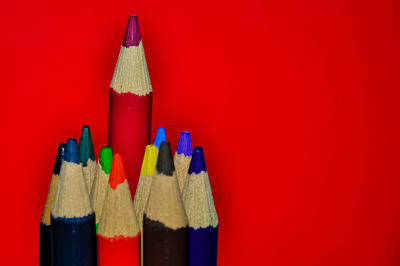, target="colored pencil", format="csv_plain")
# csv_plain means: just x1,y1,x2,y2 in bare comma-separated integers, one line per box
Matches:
174,132,193,191
182,147,218,266
143,141,188,266
133,144,158,266
51,138,97,266
90,146,113,231
108,15,152,195
79,125,96,193
133,144,158,228
97,153,141,266
153,127,166,151
39,143,65,266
